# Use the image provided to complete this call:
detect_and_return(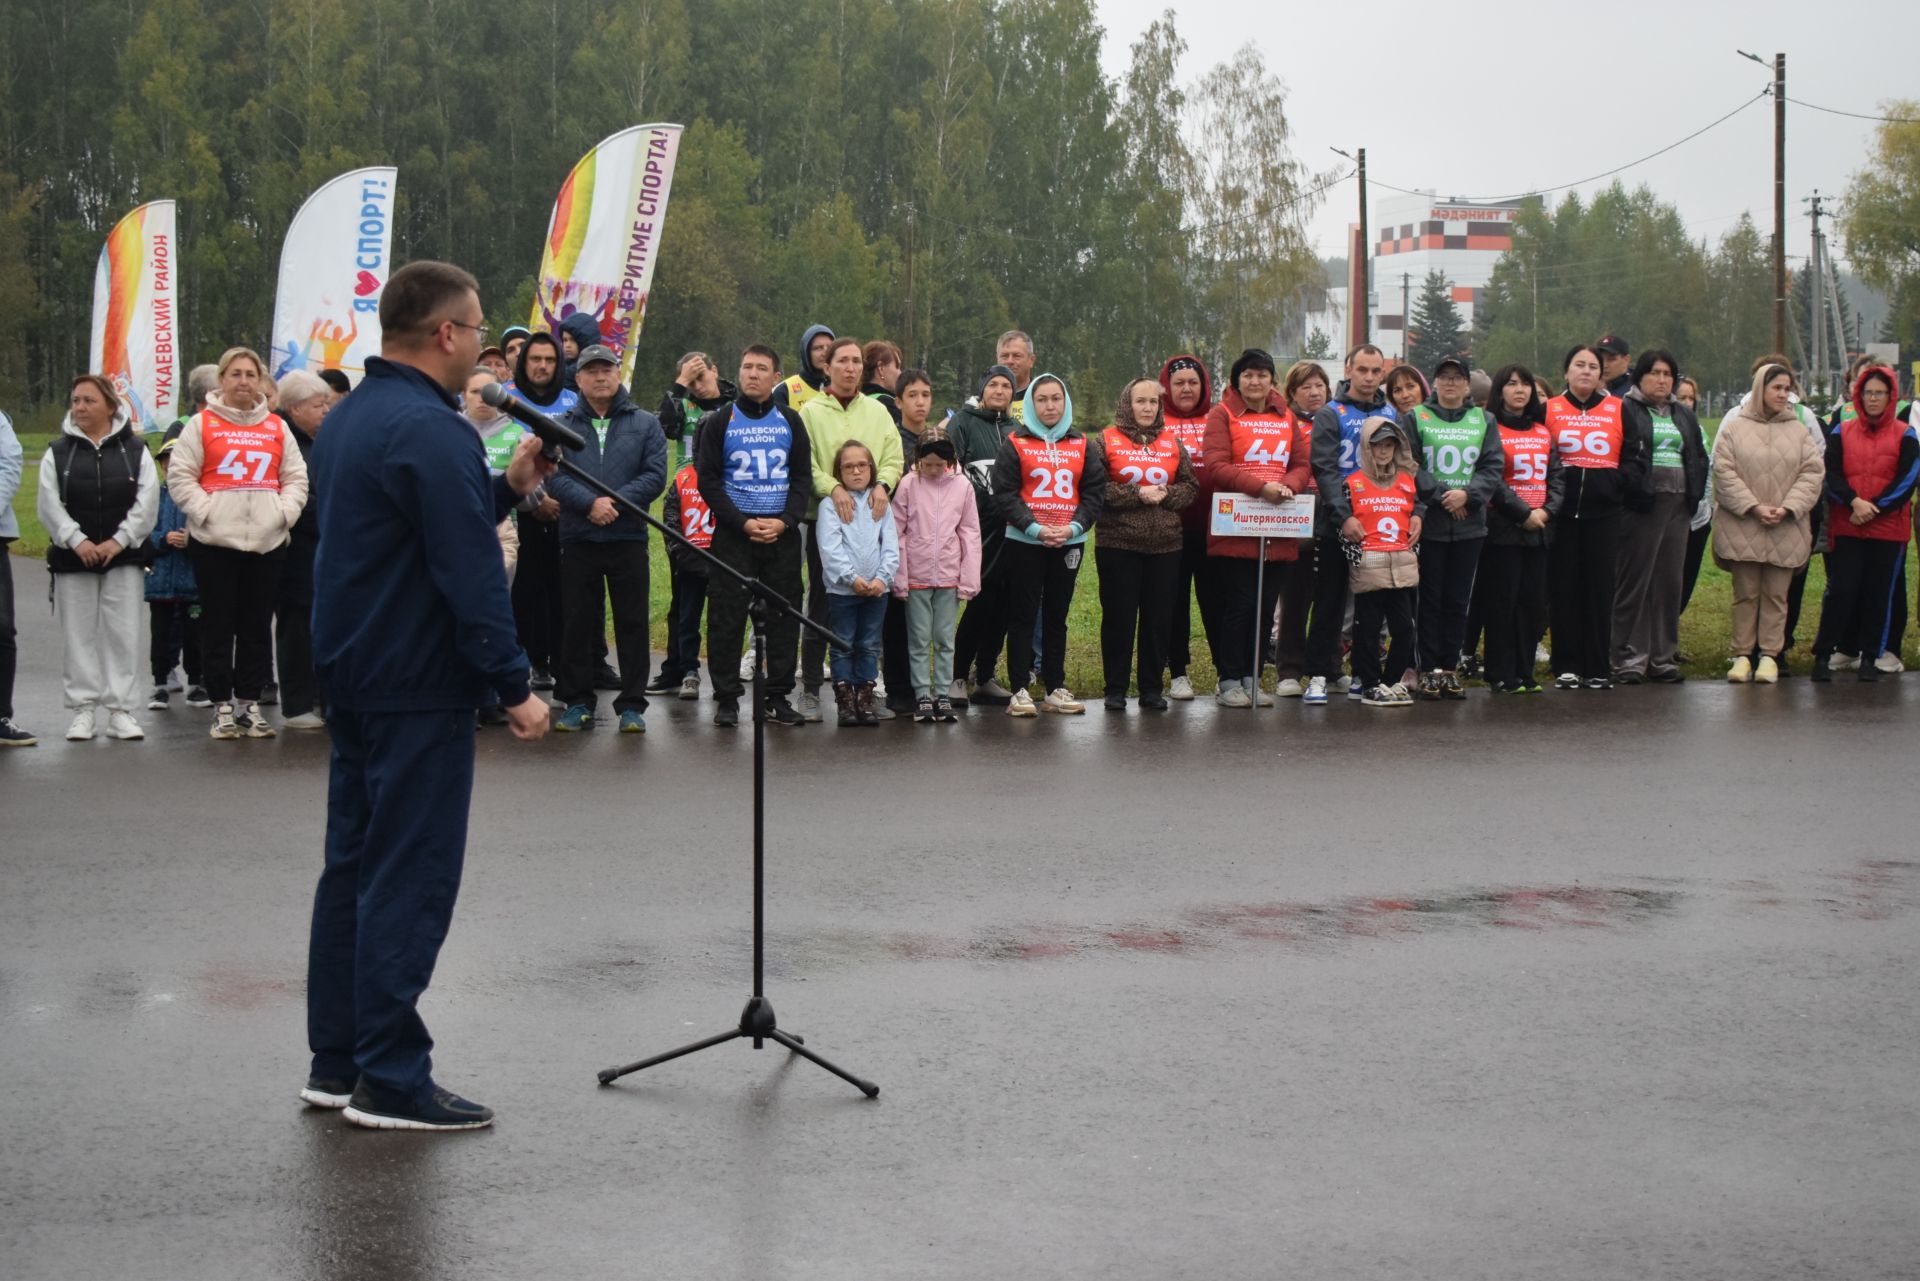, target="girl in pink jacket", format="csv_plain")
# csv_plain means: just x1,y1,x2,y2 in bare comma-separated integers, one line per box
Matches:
891,434,981,721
